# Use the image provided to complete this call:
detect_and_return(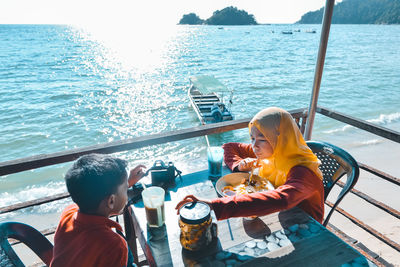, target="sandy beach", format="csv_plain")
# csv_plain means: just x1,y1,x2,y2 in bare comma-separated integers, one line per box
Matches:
324,137,400,266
